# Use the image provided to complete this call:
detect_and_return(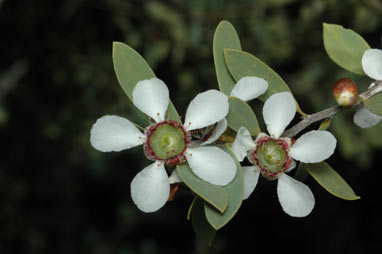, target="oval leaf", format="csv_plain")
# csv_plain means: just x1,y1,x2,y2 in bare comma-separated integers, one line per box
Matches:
294,163,309,183
224,48,304,115
323,23,370,75
177,163,228,213
112,42,179,121
204,145,243,230
213,20,242,95
226,96,260,136
191,197,216,246
364,93,382,116
304,161,360,200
